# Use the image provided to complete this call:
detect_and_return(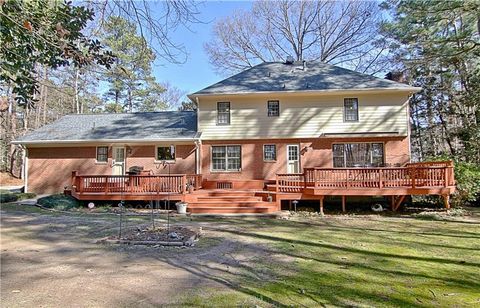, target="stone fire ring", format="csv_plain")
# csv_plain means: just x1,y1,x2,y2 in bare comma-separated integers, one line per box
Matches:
96,230,201,247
